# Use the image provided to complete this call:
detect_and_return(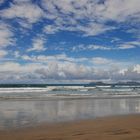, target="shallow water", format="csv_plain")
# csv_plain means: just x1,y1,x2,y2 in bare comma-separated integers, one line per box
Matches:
0,98,140,130
0,86,140,99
